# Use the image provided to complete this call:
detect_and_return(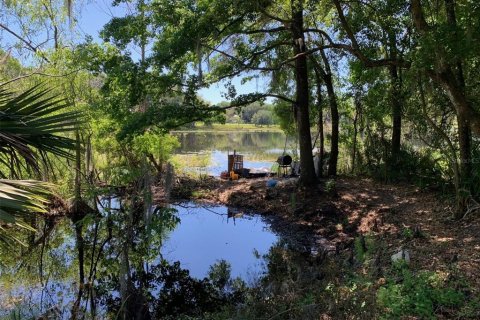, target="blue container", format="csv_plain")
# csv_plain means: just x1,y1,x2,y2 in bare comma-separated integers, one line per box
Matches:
266,179,278,188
